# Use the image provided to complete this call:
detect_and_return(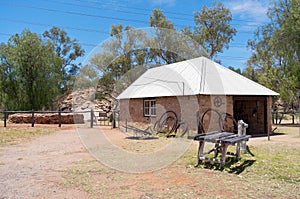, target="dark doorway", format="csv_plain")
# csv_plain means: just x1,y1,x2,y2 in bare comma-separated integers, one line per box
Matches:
233,96,267,135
